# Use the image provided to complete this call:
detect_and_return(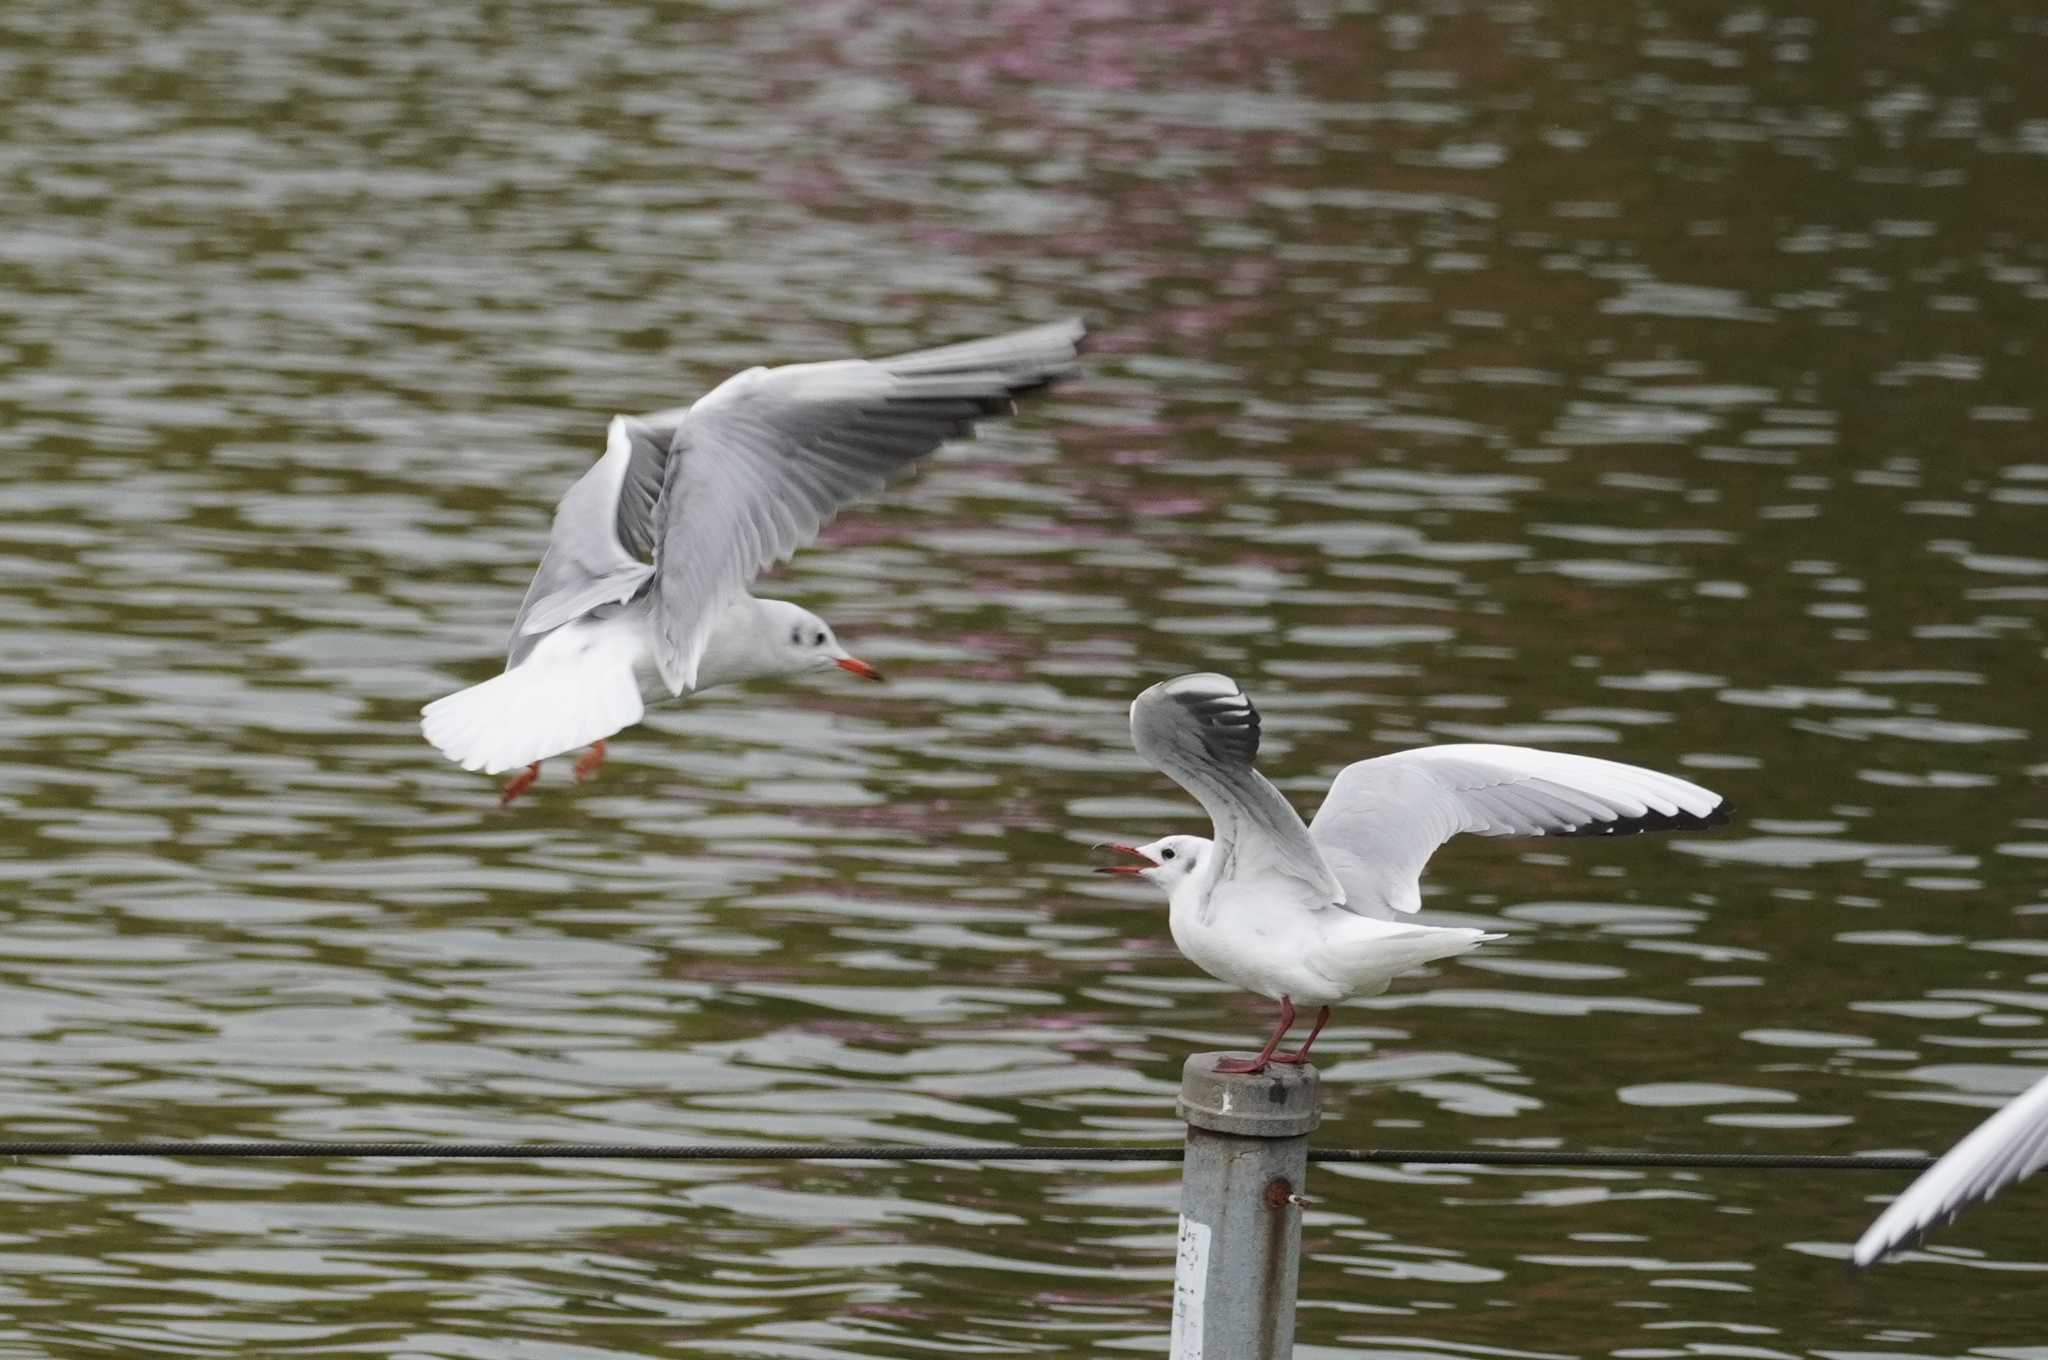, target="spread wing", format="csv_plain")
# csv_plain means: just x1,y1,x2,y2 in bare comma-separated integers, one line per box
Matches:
649,319,1085,693
1853,1075,2048,1268
1306,743,1731,918
504,413,680,666
1128,673,1346,905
